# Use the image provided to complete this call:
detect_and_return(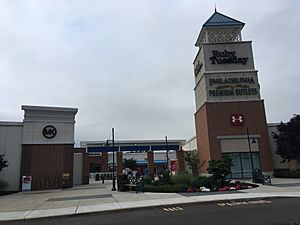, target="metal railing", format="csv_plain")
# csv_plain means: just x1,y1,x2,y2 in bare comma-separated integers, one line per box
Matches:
89,172,113,181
